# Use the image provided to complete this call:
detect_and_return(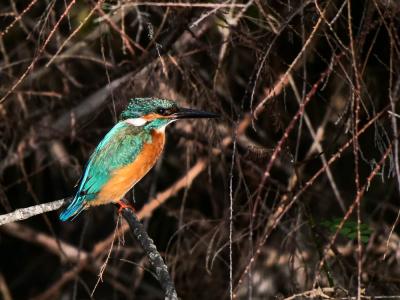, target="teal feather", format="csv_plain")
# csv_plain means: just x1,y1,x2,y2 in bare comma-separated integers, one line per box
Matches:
120,98,177,119
60,97,177,221
59,122,154,221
